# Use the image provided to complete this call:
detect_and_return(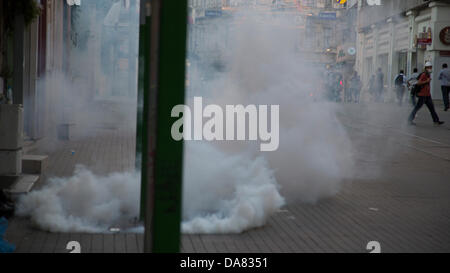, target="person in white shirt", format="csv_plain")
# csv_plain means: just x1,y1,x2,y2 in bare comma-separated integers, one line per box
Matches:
438,63,450,111
394,70,407,106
